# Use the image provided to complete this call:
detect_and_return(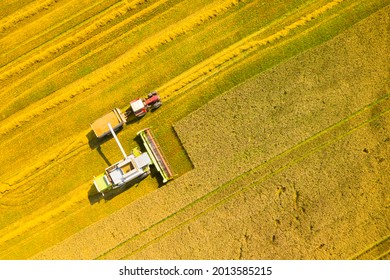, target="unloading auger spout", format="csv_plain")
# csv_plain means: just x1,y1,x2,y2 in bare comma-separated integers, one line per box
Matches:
137,128,174,183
